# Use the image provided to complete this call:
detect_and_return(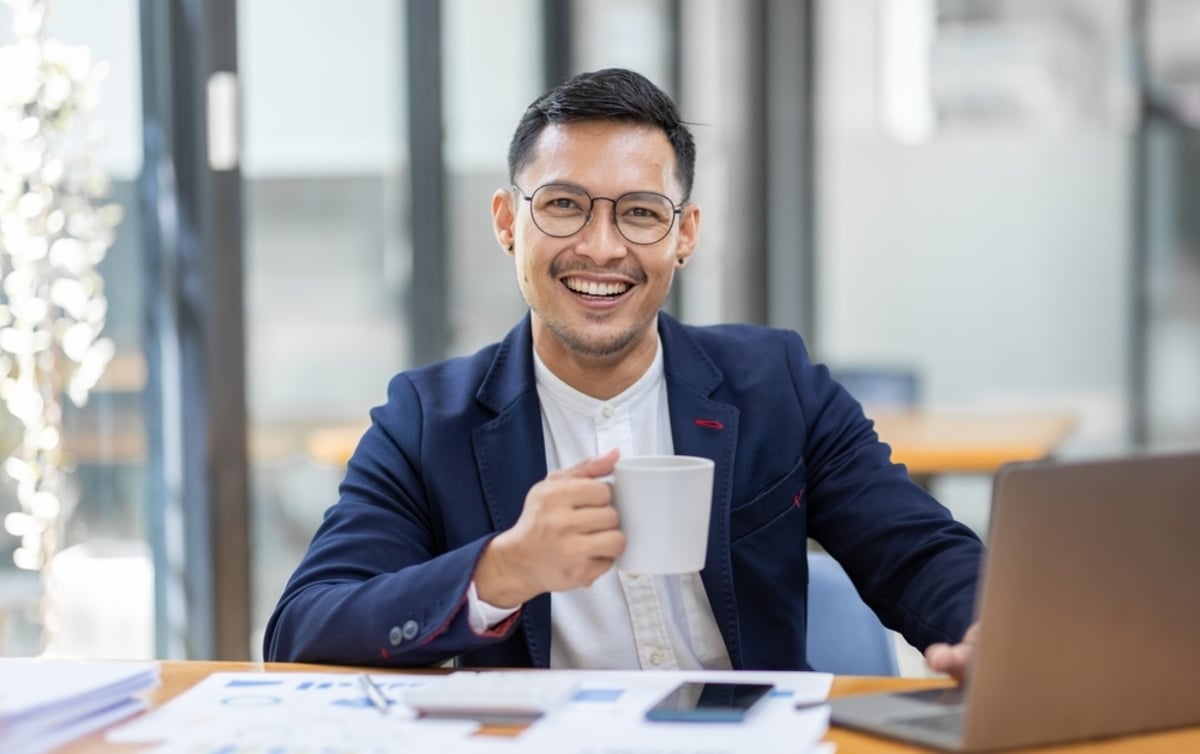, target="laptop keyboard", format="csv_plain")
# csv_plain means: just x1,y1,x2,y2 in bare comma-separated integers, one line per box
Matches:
896,711,964,734
901,688,966,705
